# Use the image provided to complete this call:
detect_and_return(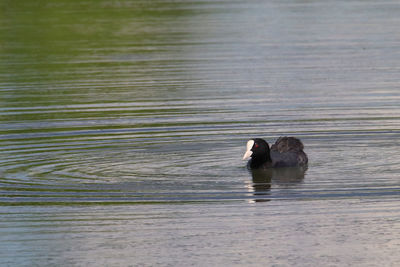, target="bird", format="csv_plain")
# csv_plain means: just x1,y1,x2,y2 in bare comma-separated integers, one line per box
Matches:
242,137,308,169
